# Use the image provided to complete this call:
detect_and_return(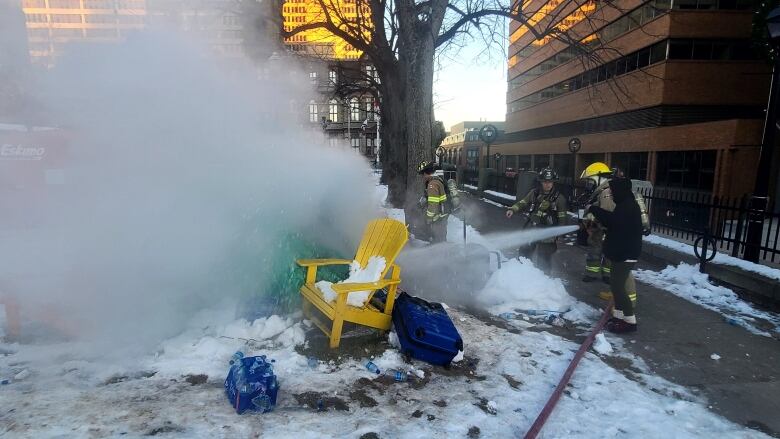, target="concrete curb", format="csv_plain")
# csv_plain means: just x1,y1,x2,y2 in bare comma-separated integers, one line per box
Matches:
642,241,780,306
